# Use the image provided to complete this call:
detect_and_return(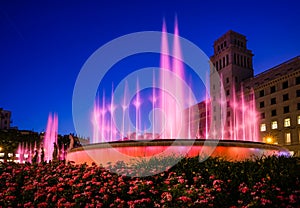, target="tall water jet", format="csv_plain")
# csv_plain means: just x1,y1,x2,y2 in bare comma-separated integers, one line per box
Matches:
43,113,58,162
67,19,290,168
